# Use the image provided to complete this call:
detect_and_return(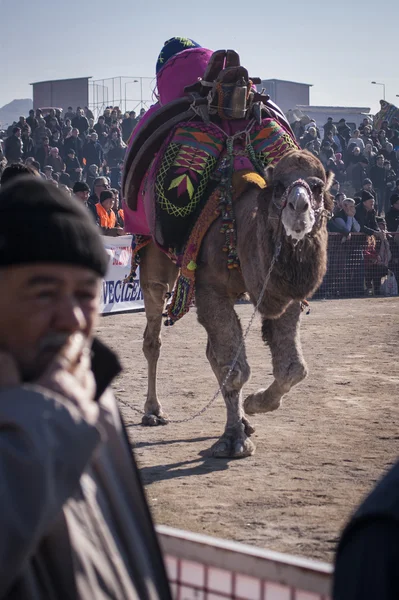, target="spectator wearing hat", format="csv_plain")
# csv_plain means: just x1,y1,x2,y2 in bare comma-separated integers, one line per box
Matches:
355,191,380,236
72,181,95,222
354,178,376,203
0,177,172,600
65,149,82,183
96,190,124,236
